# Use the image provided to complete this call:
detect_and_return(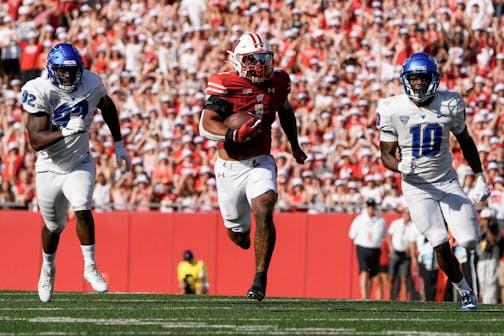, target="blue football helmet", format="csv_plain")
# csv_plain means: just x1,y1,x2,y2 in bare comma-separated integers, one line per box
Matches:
46,43,83,92
400,52,440,102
